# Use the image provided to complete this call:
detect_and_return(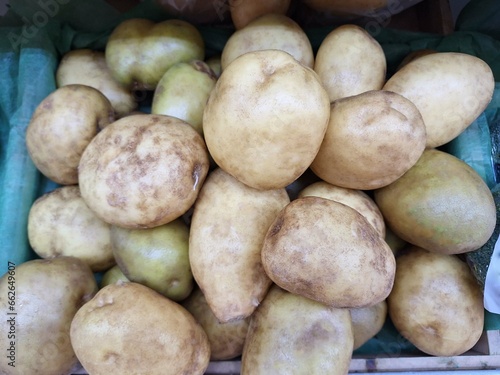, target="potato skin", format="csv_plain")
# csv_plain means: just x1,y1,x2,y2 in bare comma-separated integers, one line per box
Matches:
350,300,387,350
388,246,484,356
78,114,209,229
262,196,395,308
26,84,115,185
229,0,291,29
